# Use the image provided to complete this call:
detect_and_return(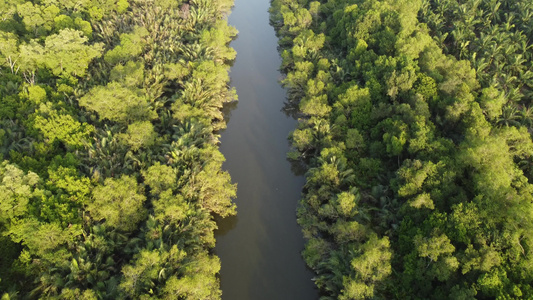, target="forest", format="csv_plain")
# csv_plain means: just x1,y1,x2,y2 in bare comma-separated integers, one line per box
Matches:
0,0,237,298
3,0,533,299
270,0,533,299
